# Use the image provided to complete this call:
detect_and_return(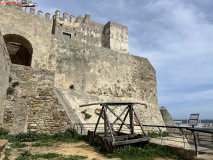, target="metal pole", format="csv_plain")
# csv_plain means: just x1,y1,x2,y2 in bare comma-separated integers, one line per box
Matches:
81,124,83,135
192,131,199,157
158,127,163,145
180,128,186,149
